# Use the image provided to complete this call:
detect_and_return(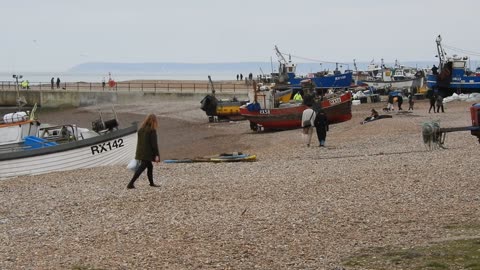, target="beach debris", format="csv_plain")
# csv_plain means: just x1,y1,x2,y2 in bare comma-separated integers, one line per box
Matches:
163,152,257,163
